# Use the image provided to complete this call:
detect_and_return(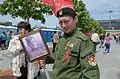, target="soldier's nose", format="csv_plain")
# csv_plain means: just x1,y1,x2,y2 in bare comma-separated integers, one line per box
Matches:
61,22,66,28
